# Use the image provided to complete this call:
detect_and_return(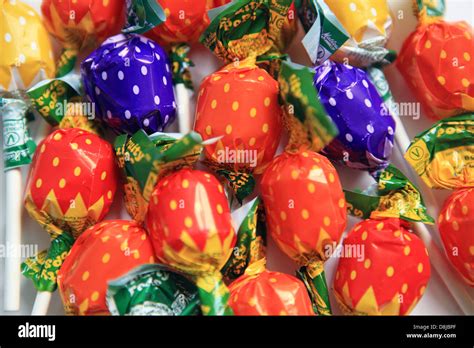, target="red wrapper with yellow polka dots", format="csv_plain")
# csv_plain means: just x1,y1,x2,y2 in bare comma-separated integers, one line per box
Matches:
22,128,118,292
438,188,474,286
334,218,431,315
397,14,474,119
57,220,156,315
146,168,236,315
145,0,229,46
